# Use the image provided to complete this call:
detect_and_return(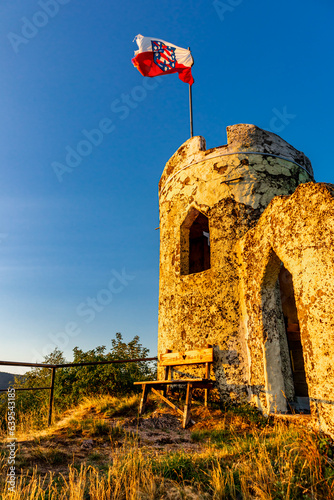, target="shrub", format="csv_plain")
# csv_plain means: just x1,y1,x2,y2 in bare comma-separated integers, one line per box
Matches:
0,334,155,431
